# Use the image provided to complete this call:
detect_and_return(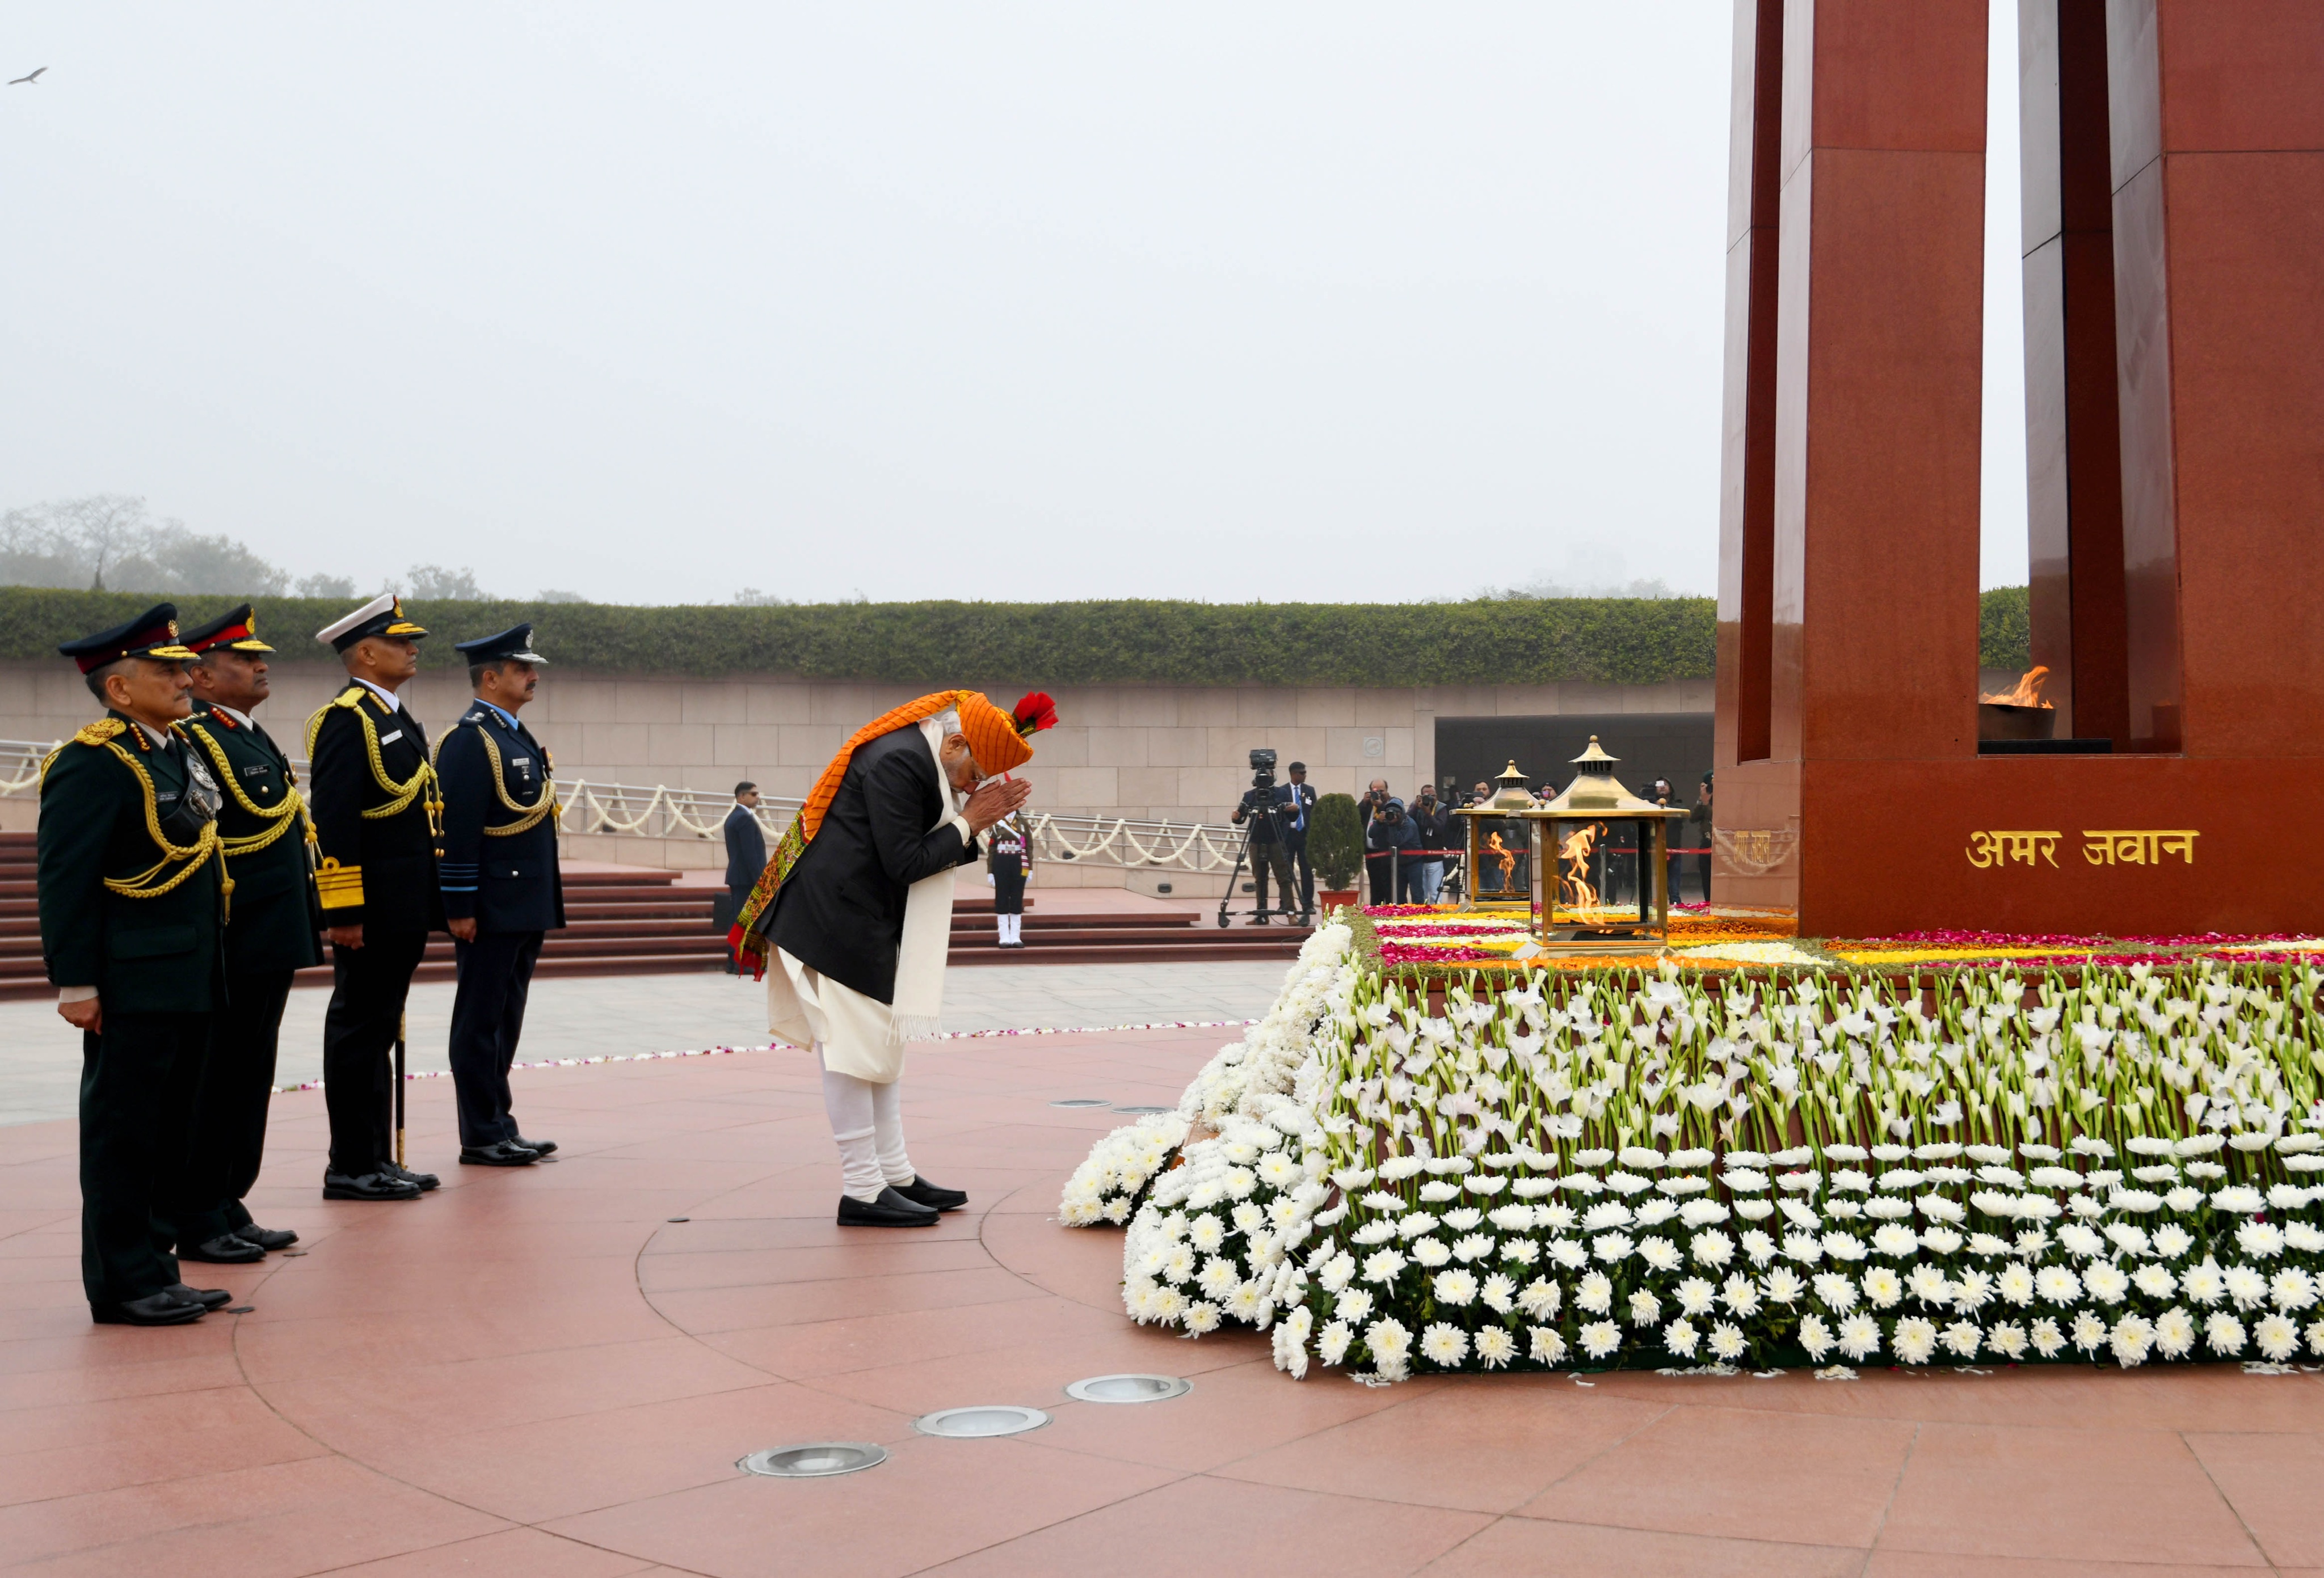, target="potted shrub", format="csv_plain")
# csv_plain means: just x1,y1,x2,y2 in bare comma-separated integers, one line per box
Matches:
1308,792,1363,909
